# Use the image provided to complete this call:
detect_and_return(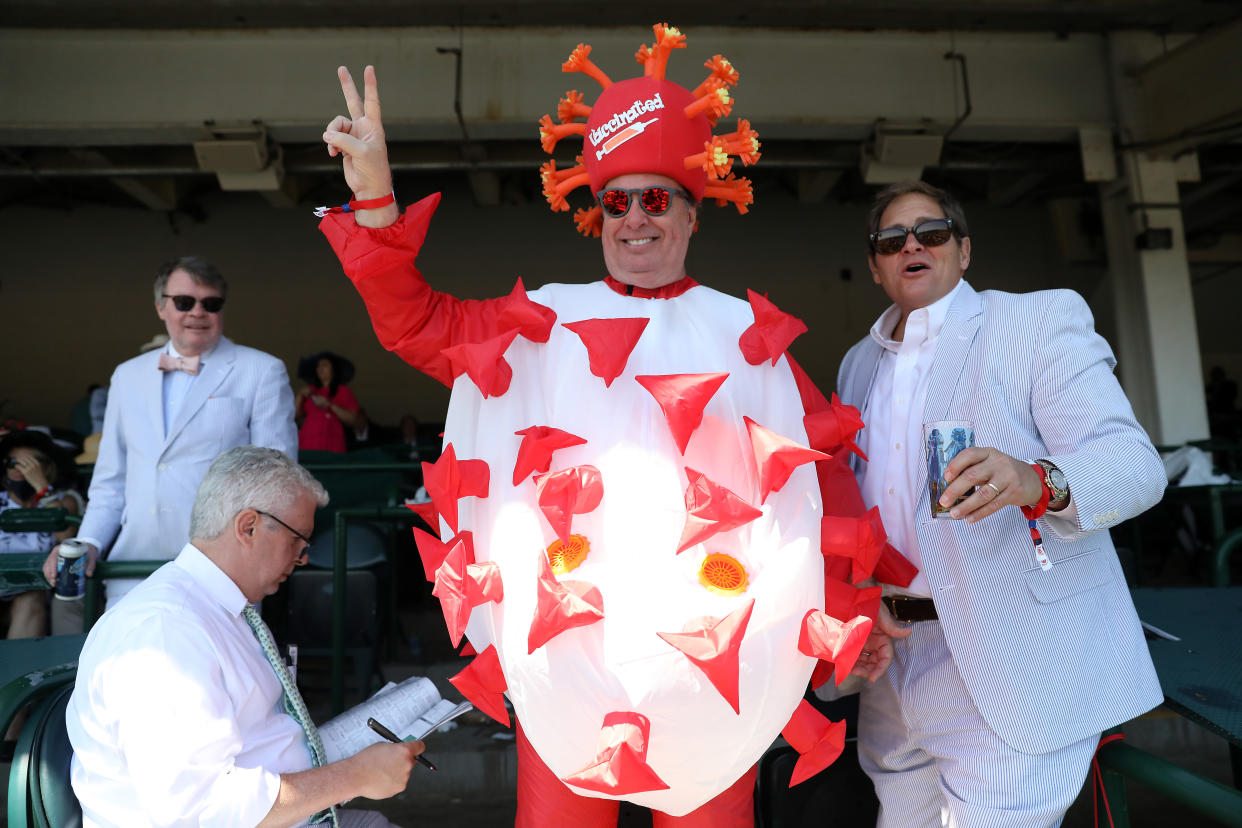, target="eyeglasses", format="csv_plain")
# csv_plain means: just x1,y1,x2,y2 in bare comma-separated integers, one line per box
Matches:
597,186,690,218
163,294,225,313
255,509,312,556
869,218,955,255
